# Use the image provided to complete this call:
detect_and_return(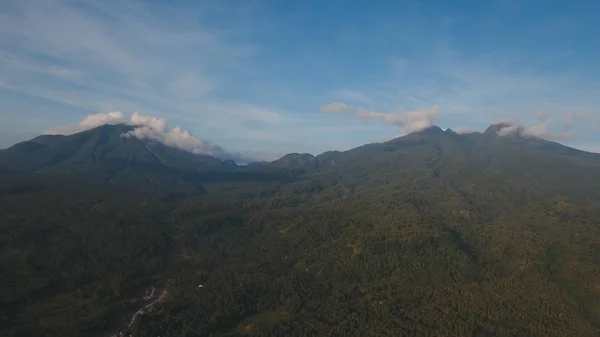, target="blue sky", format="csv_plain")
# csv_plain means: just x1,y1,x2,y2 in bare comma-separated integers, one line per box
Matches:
1,0,599,158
